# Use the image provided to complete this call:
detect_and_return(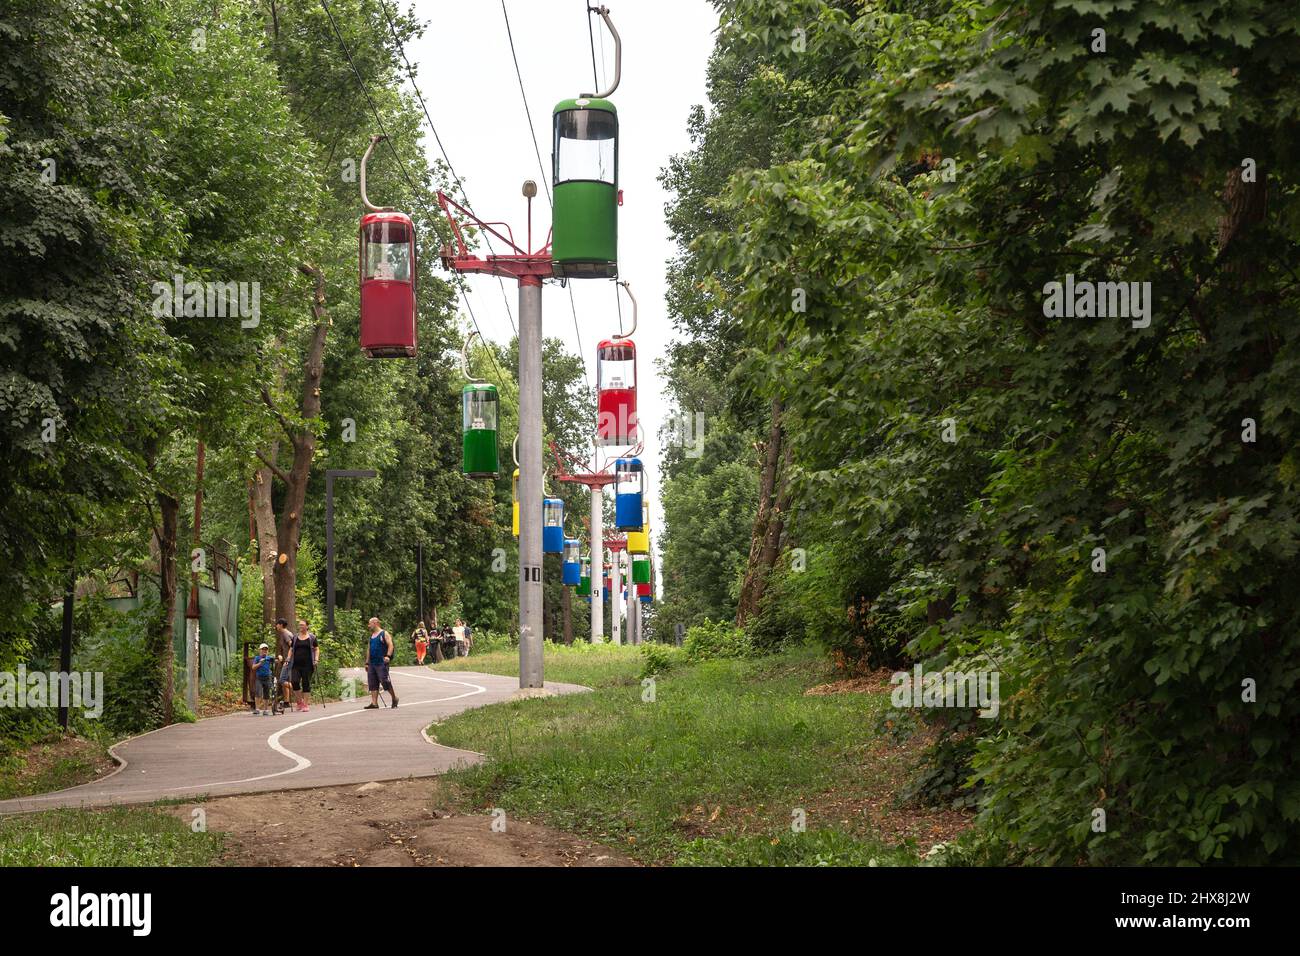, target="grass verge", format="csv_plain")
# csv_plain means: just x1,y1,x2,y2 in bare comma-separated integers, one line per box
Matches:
429,642,936,865
432,641,642,688
0,733,117,801
0,806,224,866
